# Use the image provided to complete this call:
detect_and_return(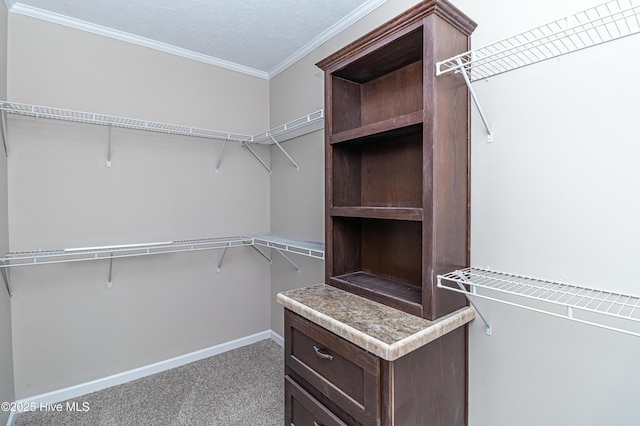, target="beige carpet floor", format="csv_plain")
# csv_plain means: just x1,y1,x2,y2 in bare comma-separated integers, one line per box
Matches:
14,339,284,426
